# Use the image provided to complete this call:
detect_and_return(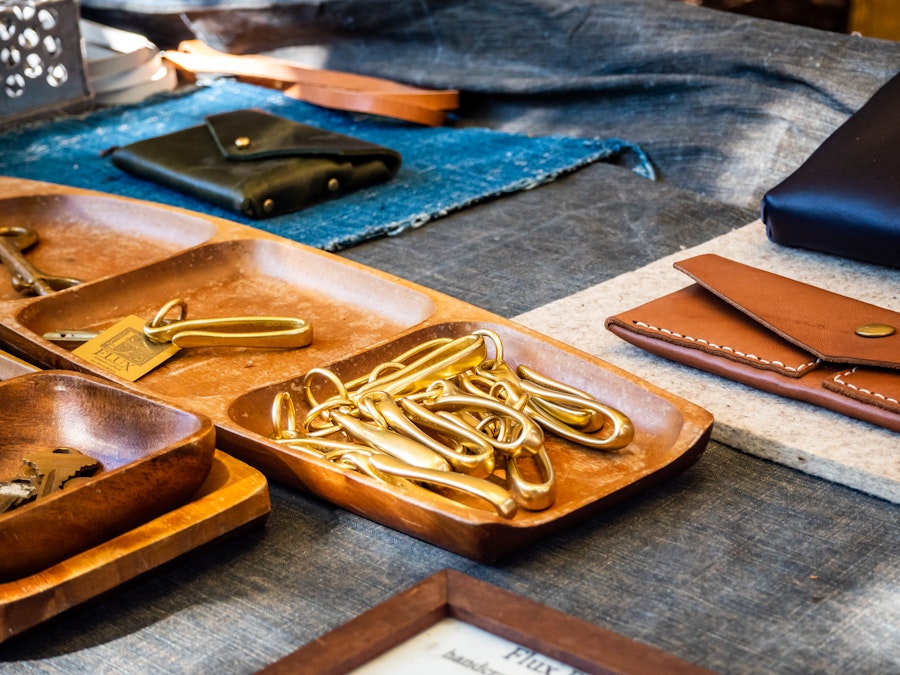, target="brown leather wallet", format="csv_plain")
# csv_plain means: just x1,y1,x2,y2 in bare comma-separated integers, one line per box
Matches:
605,254,900,432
